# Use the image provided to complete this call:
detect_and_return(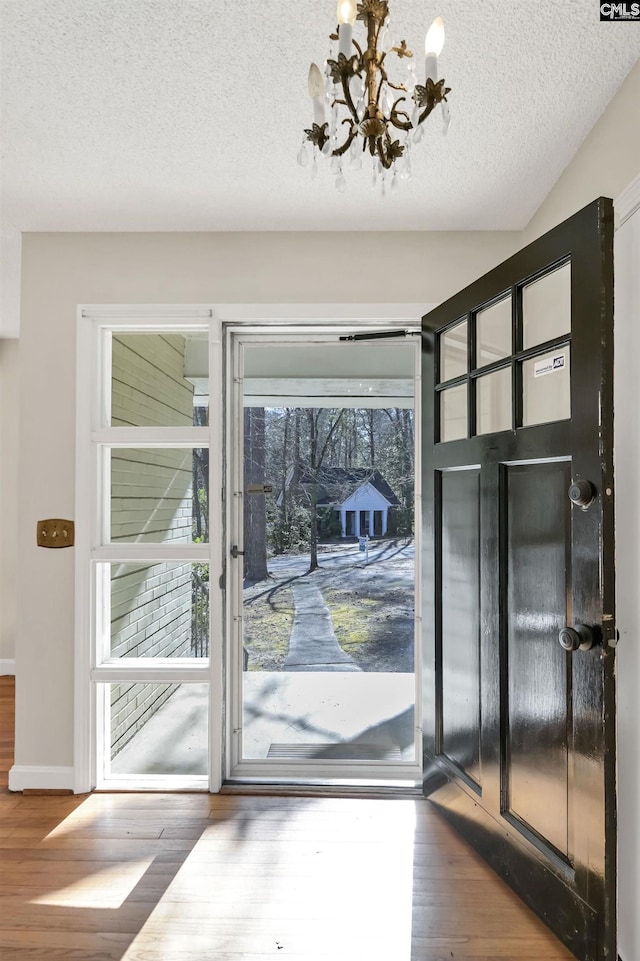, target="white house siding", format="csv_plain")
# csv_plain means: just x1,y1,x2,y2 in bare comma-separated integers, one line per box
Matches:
110,334,195,756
